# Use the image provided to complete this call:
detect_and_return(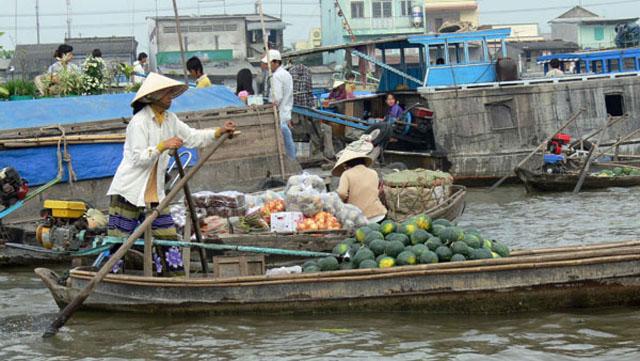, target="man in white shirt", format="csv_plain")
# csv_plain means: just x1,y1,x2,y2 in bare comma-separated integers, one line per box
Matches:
263,49,296,159
104,72,236,276
132,52,148,85
545,58,565,78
